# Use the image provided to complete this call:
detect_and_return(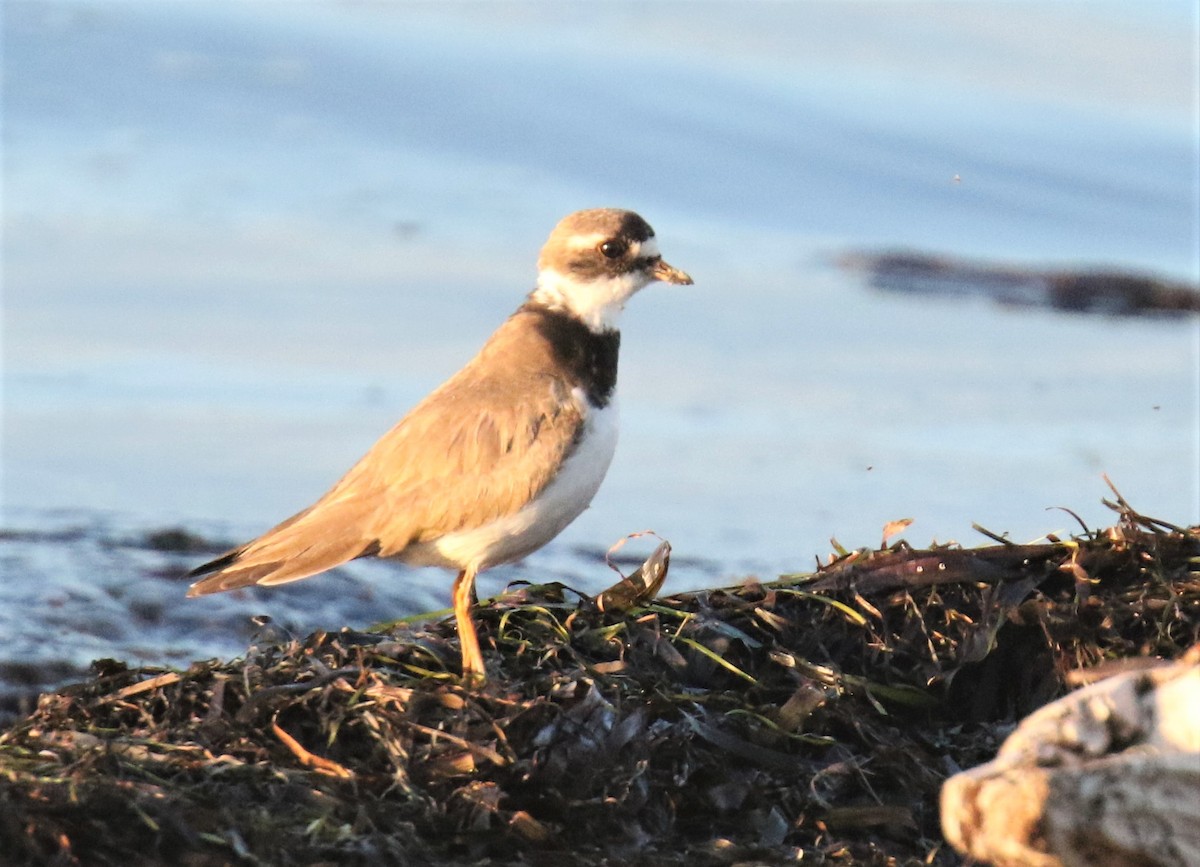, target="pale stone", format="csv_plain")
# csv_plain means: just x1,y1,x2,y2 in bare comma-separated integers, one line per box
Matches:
941,649,1200,867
